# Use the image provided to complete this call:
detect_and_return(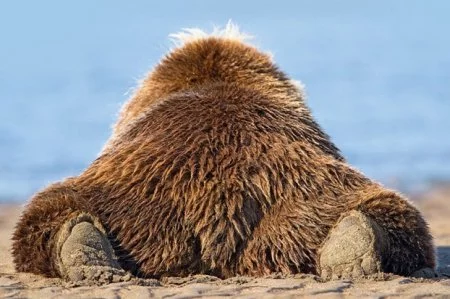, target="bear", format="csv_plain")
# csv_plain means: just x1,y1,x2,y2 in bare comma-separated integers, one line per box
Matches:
12,23,436,284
